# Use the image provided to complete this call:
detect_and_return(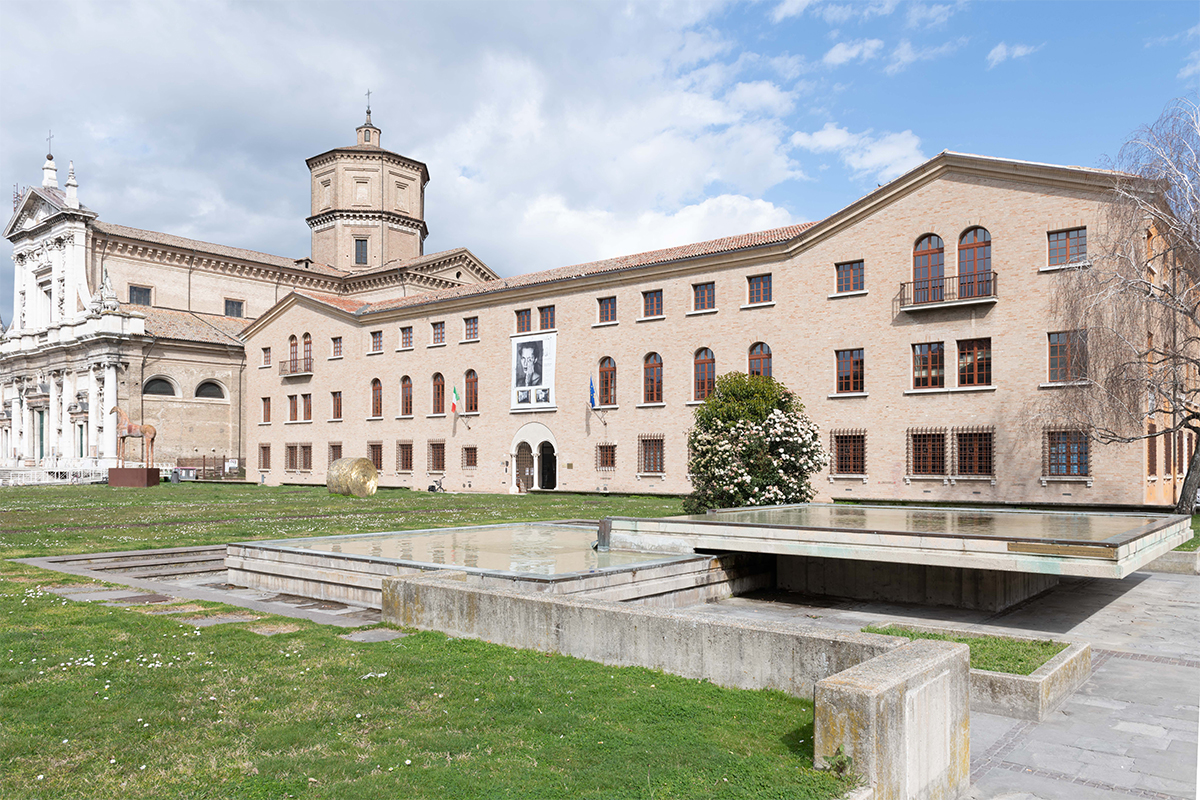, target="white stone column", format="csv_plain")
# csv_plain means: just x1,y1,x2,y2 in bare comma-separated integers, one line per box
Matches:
9,389,20,462
22,395,34,460
60,372,74,460
47,372,58,463
102,360,118,462
87,368,99,461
